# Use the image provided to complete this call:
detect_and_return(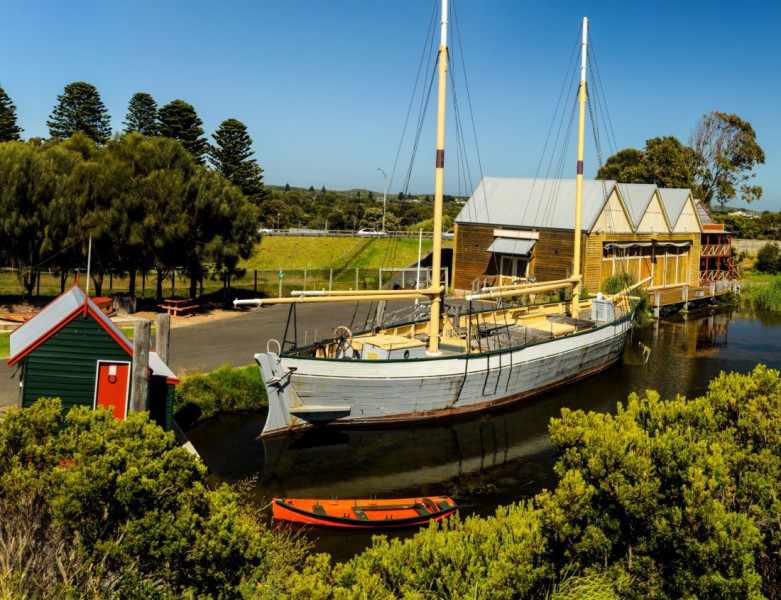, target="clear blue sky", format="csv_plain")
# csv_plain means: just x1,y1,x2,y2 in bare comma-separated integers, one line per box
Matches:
4,1,779,210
